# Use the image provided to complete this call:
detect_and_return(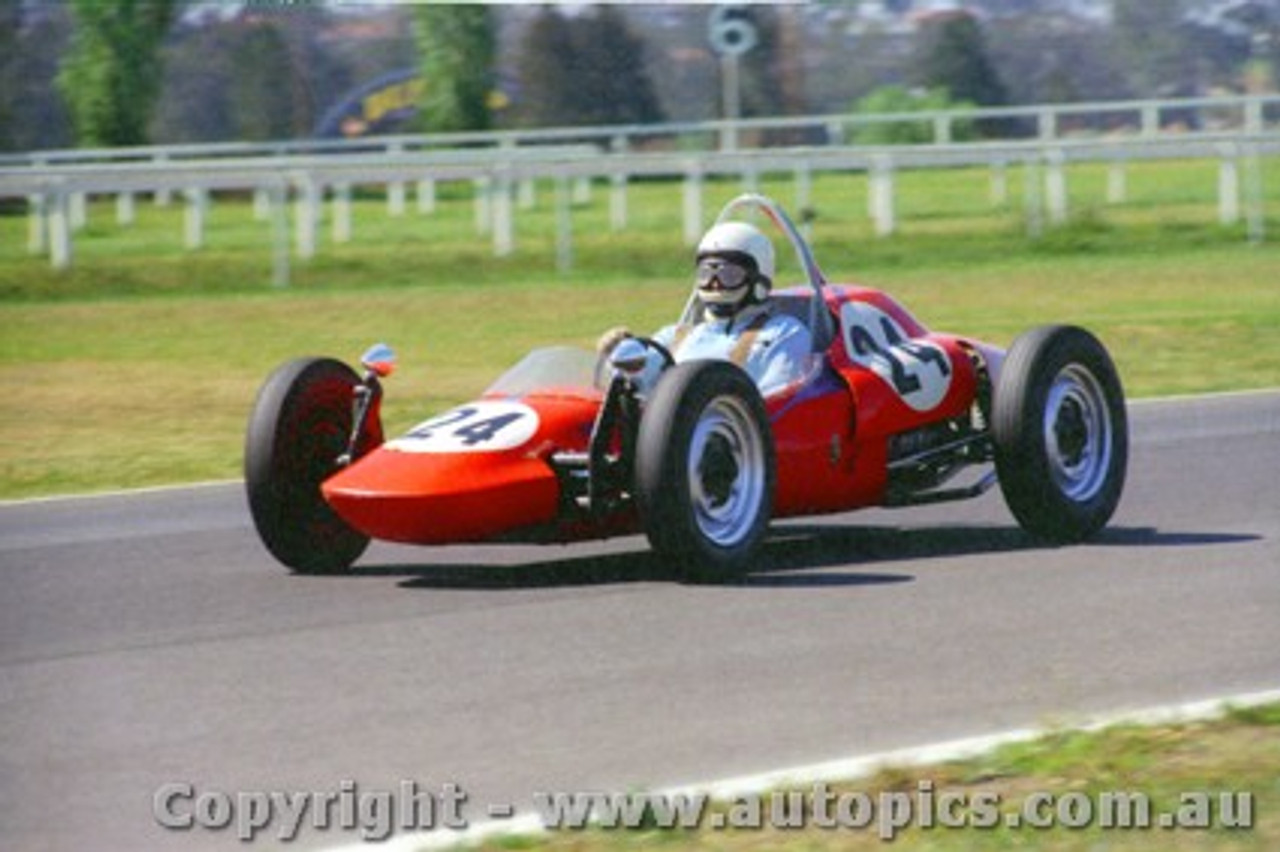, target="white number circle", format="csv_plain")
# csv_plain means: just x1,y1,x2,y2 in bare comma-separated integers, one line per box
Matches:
840,302,954,412
387,401,539,454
